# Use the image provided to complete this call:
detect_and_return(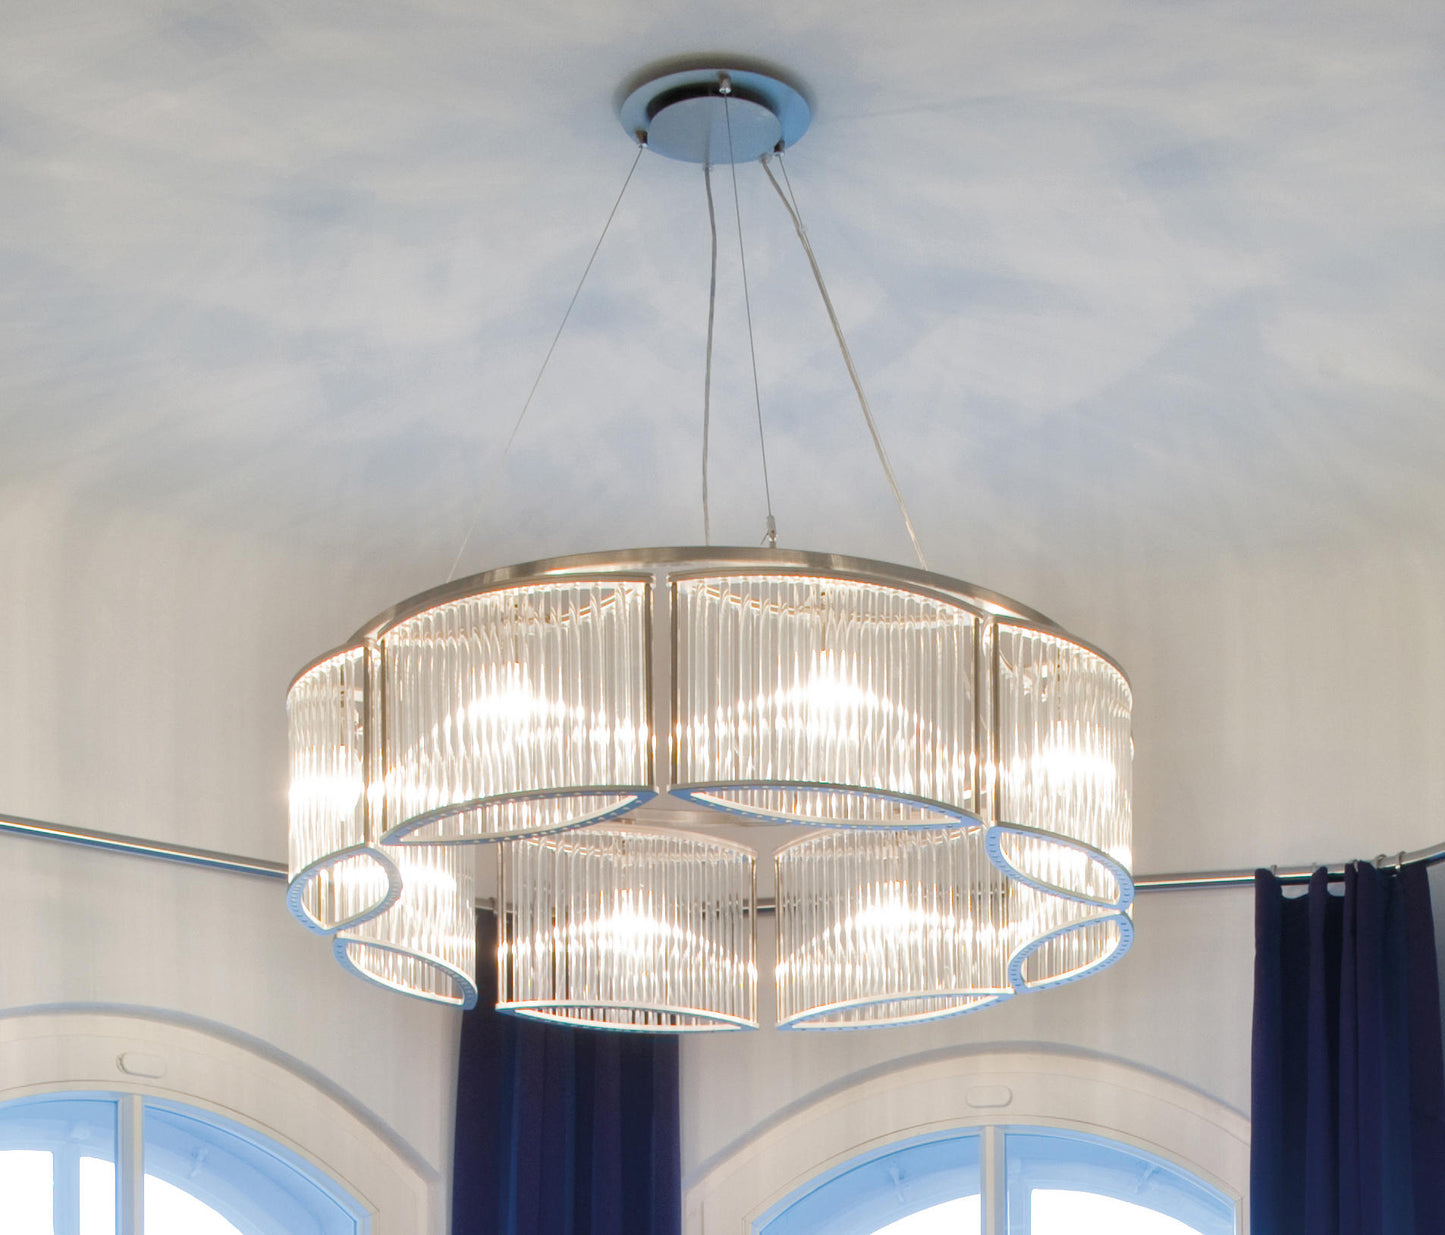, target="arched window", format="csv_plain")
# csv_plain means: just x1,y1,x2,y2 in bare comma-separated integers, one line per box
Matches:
1002,1129,1233,1235
756,1131,982,1235
757,1127,1234,1235
0,1092,365,1234
683,1052,1247,1235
